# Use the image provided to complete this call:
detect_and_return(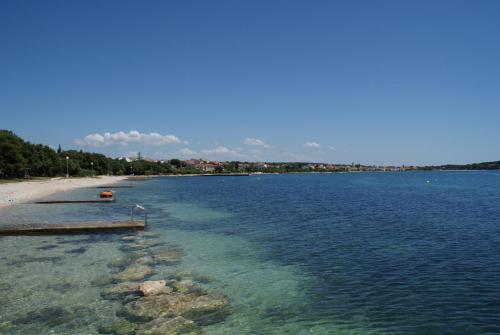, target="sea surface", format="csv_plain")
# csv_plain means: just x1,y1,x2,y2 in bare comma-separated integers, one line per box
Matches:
1,172,500,334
